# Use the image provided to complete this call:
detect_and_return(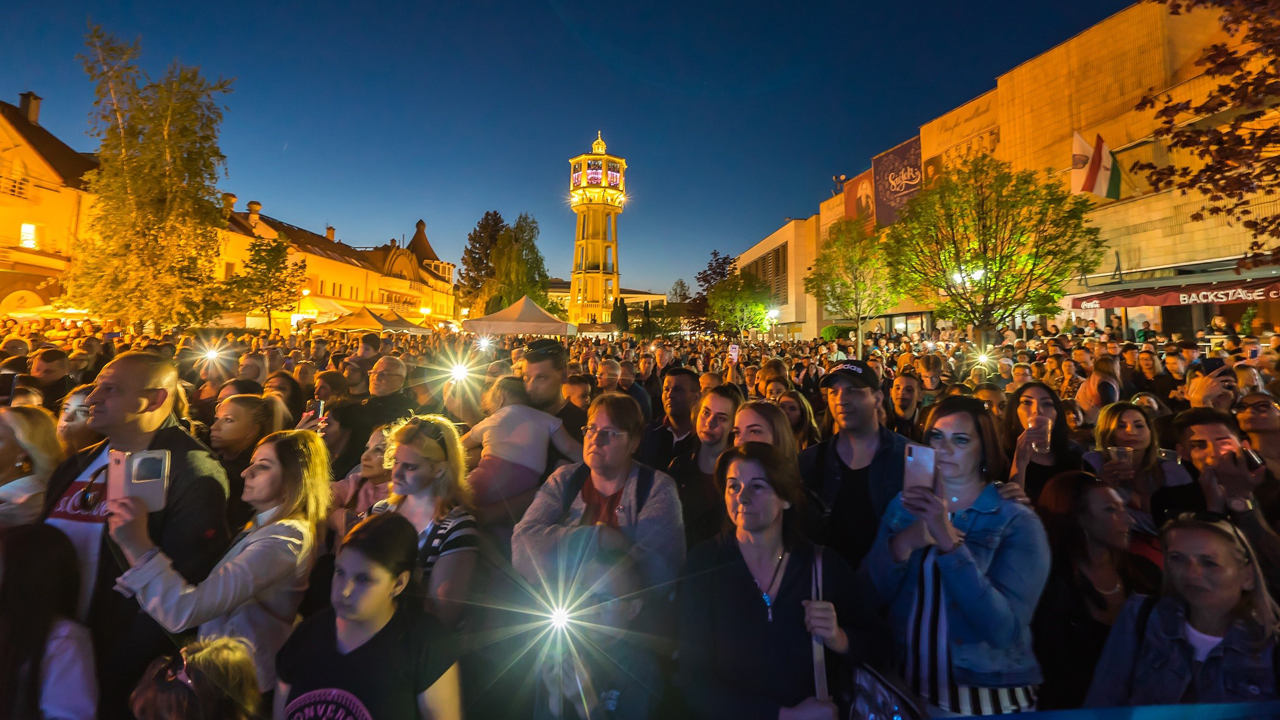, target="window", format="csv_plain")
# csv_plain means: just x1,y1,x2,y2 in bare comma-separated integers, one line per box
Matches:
607,161,621,187
19,223,37,249
586,160,603,185
224,262,235,279
571,162,582,187
319,280,326,296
